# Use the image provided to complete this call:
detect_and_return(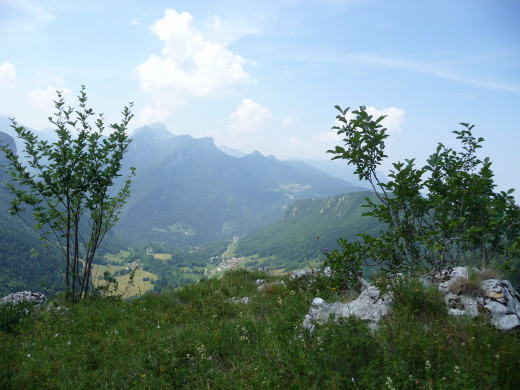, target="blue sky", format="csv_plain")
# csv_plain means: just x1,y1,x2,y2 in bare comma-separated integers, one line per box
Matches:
1,0,519,192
